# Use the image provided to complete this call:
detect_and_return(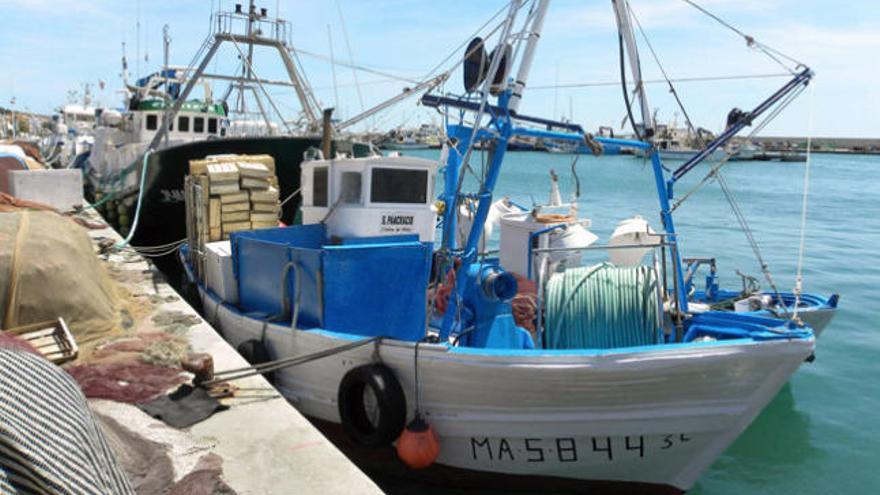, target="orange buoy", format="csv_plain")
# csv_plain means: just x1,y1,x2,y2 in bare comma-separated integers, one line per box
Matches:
396,414,440,469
